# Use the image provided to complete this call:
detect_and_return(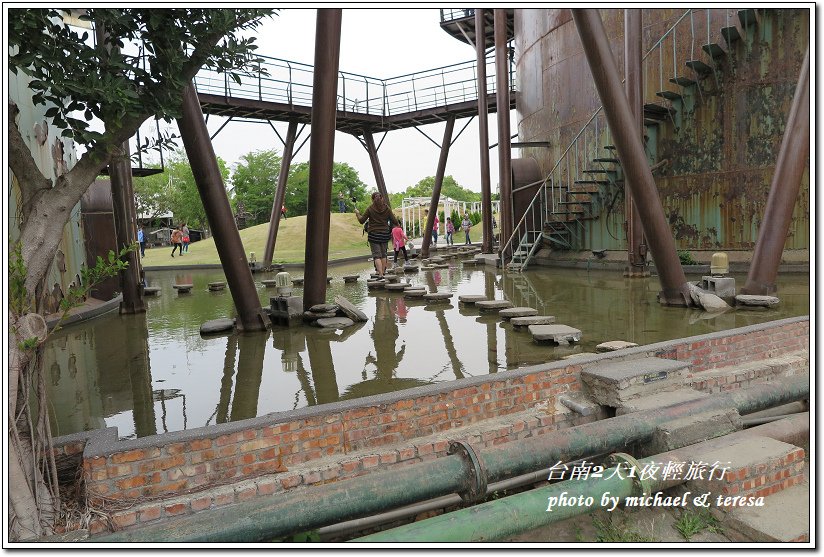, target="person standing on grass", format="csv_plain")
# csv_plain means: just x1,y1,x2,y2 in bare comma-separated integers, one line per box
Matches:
432,213,439,245
445,217,455,246
137,226,146,257
461,213,472,245
338,192,347,213
355,192,399,278
182,223,190,253
170,226,184,257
